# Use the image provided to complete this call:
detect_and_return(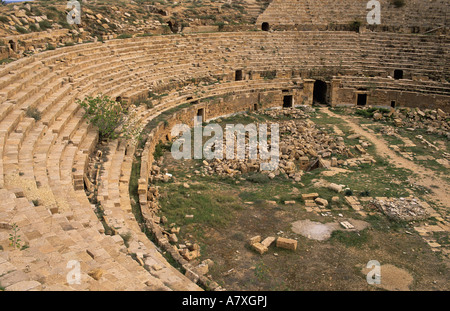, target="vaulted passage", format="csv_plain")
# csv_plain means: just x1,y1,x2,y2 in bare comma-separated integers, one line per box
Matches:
262,22,270,31
235,70,243,81
394,69,404,80
283,95,293,108
357,93,368,106
313,80,327,104
9,40,16,52
196,108,205,123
